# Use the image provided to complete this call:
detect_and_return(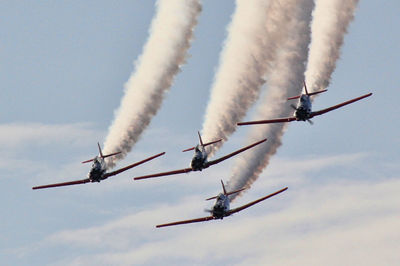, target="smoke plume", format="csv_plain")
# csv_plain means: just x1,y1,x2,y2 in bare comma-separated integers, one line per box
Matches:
103,0,202,168
227,0,315,200
305,0,359,92
201,0,299,157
